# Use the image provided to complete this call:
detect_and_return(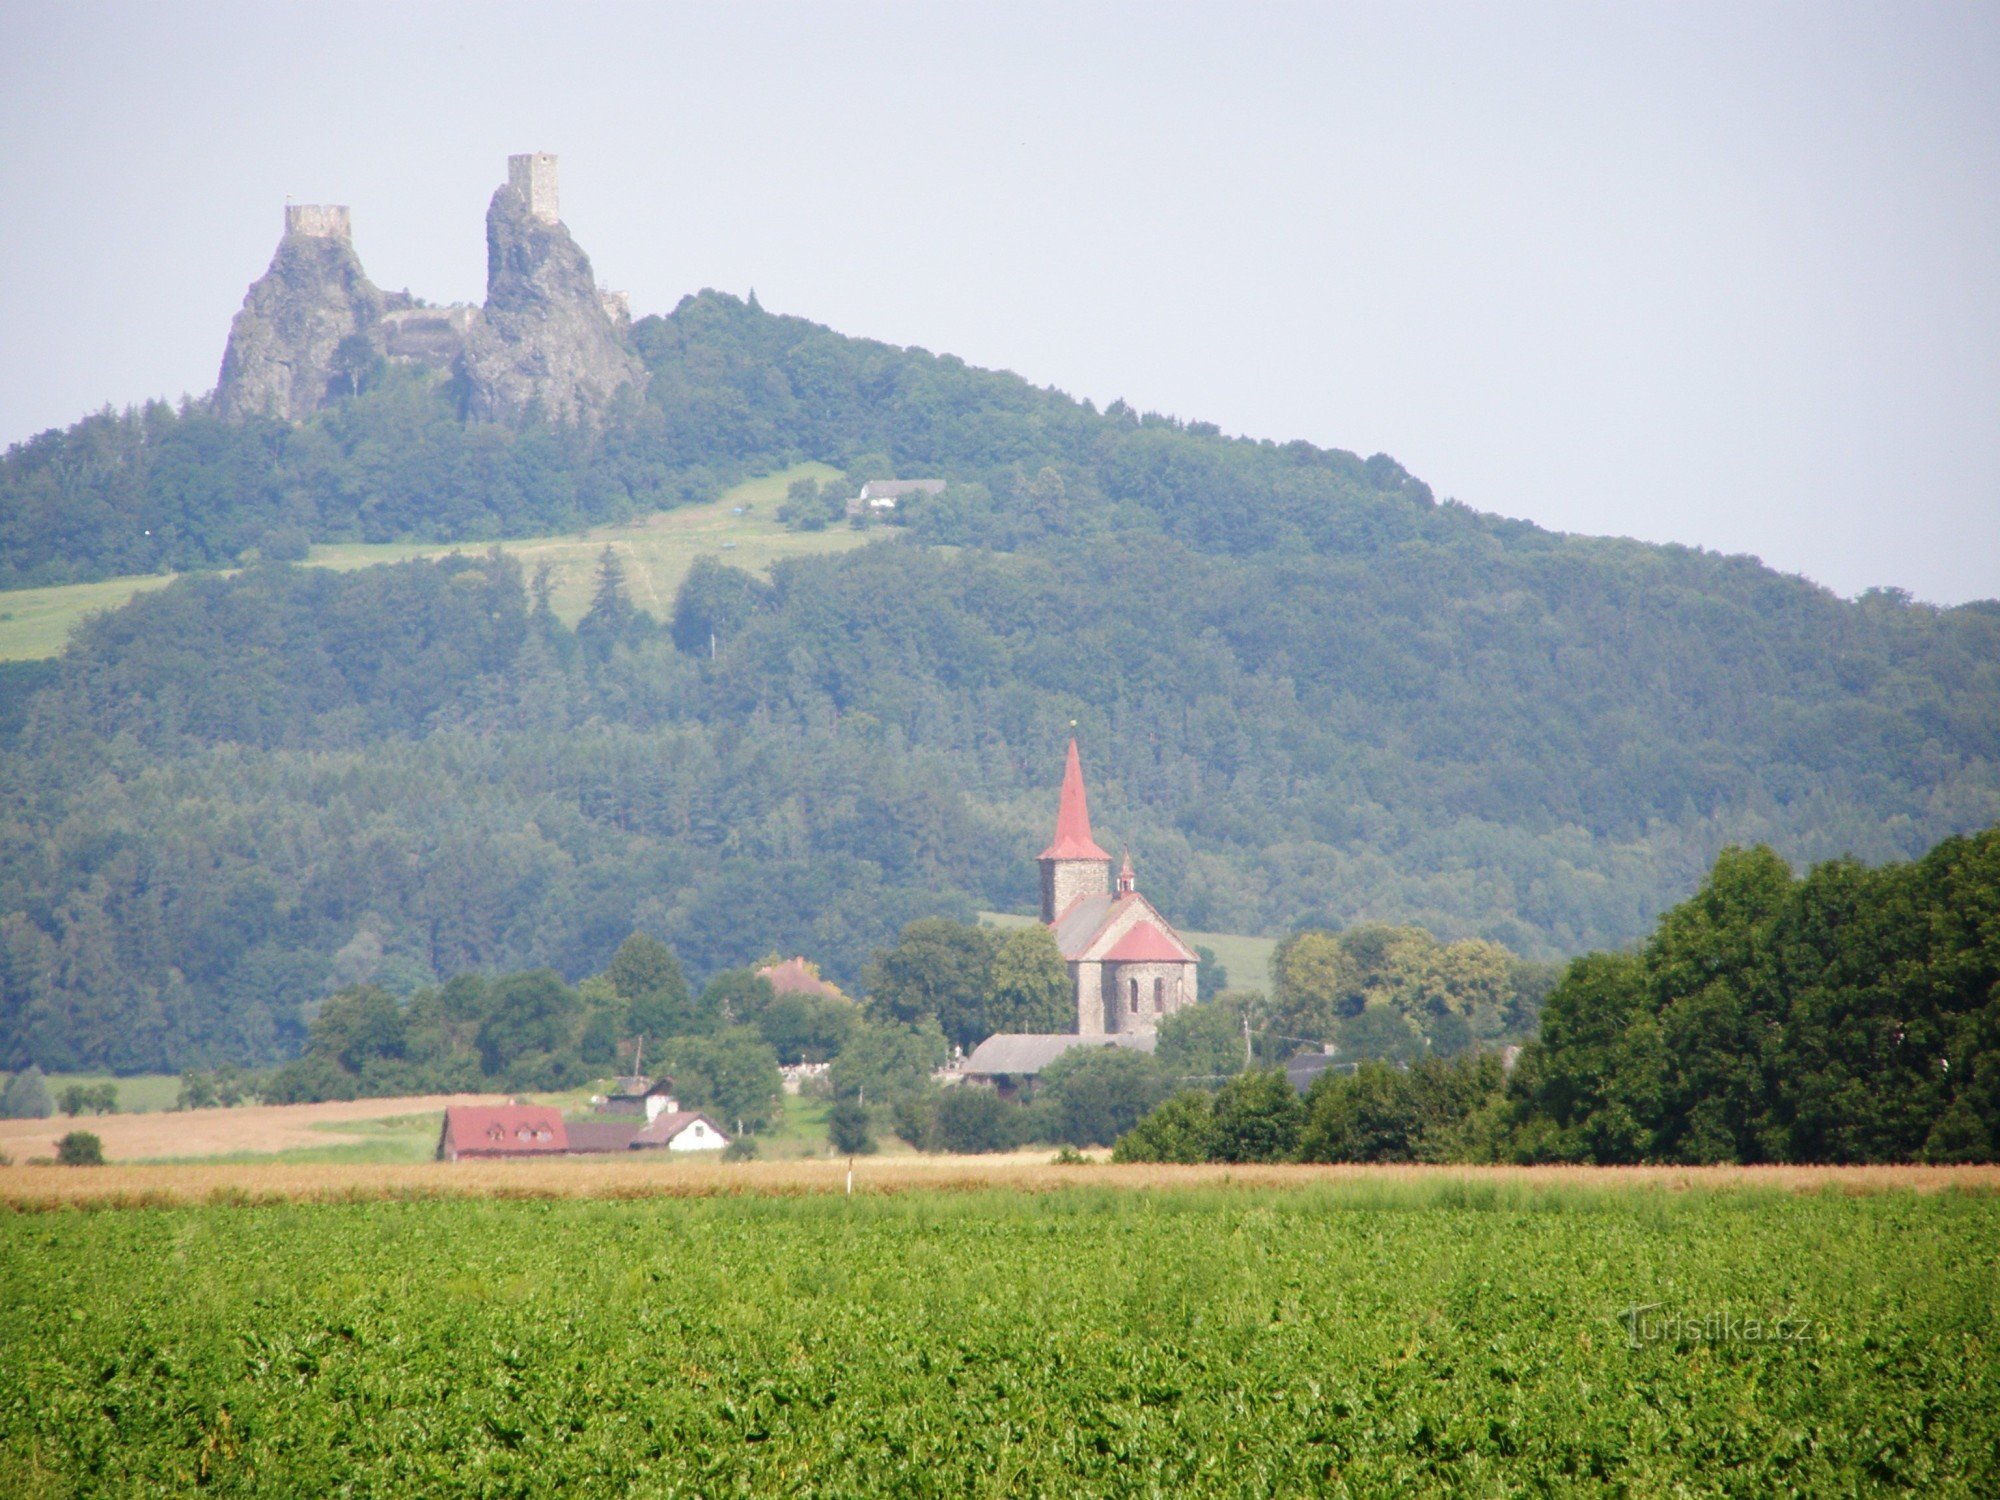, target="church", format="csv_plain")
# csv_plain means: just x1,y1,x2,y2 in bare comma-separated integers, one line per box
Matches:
1039,740,1201,1034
